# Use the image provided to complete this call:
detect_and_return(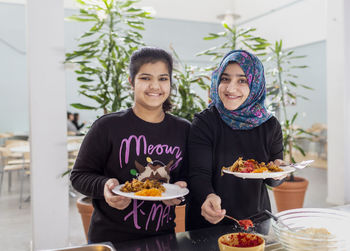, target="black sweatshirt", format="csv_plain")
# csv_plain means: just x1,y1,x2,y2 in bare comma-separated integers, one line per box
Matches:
186,106,283,231
70,108,190,245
